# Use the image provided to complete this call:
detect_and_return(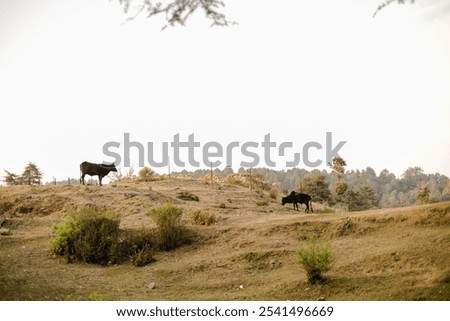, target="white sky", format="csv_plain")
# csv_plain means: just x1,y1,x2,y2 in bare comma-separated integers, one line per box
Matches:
0,0,449,183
